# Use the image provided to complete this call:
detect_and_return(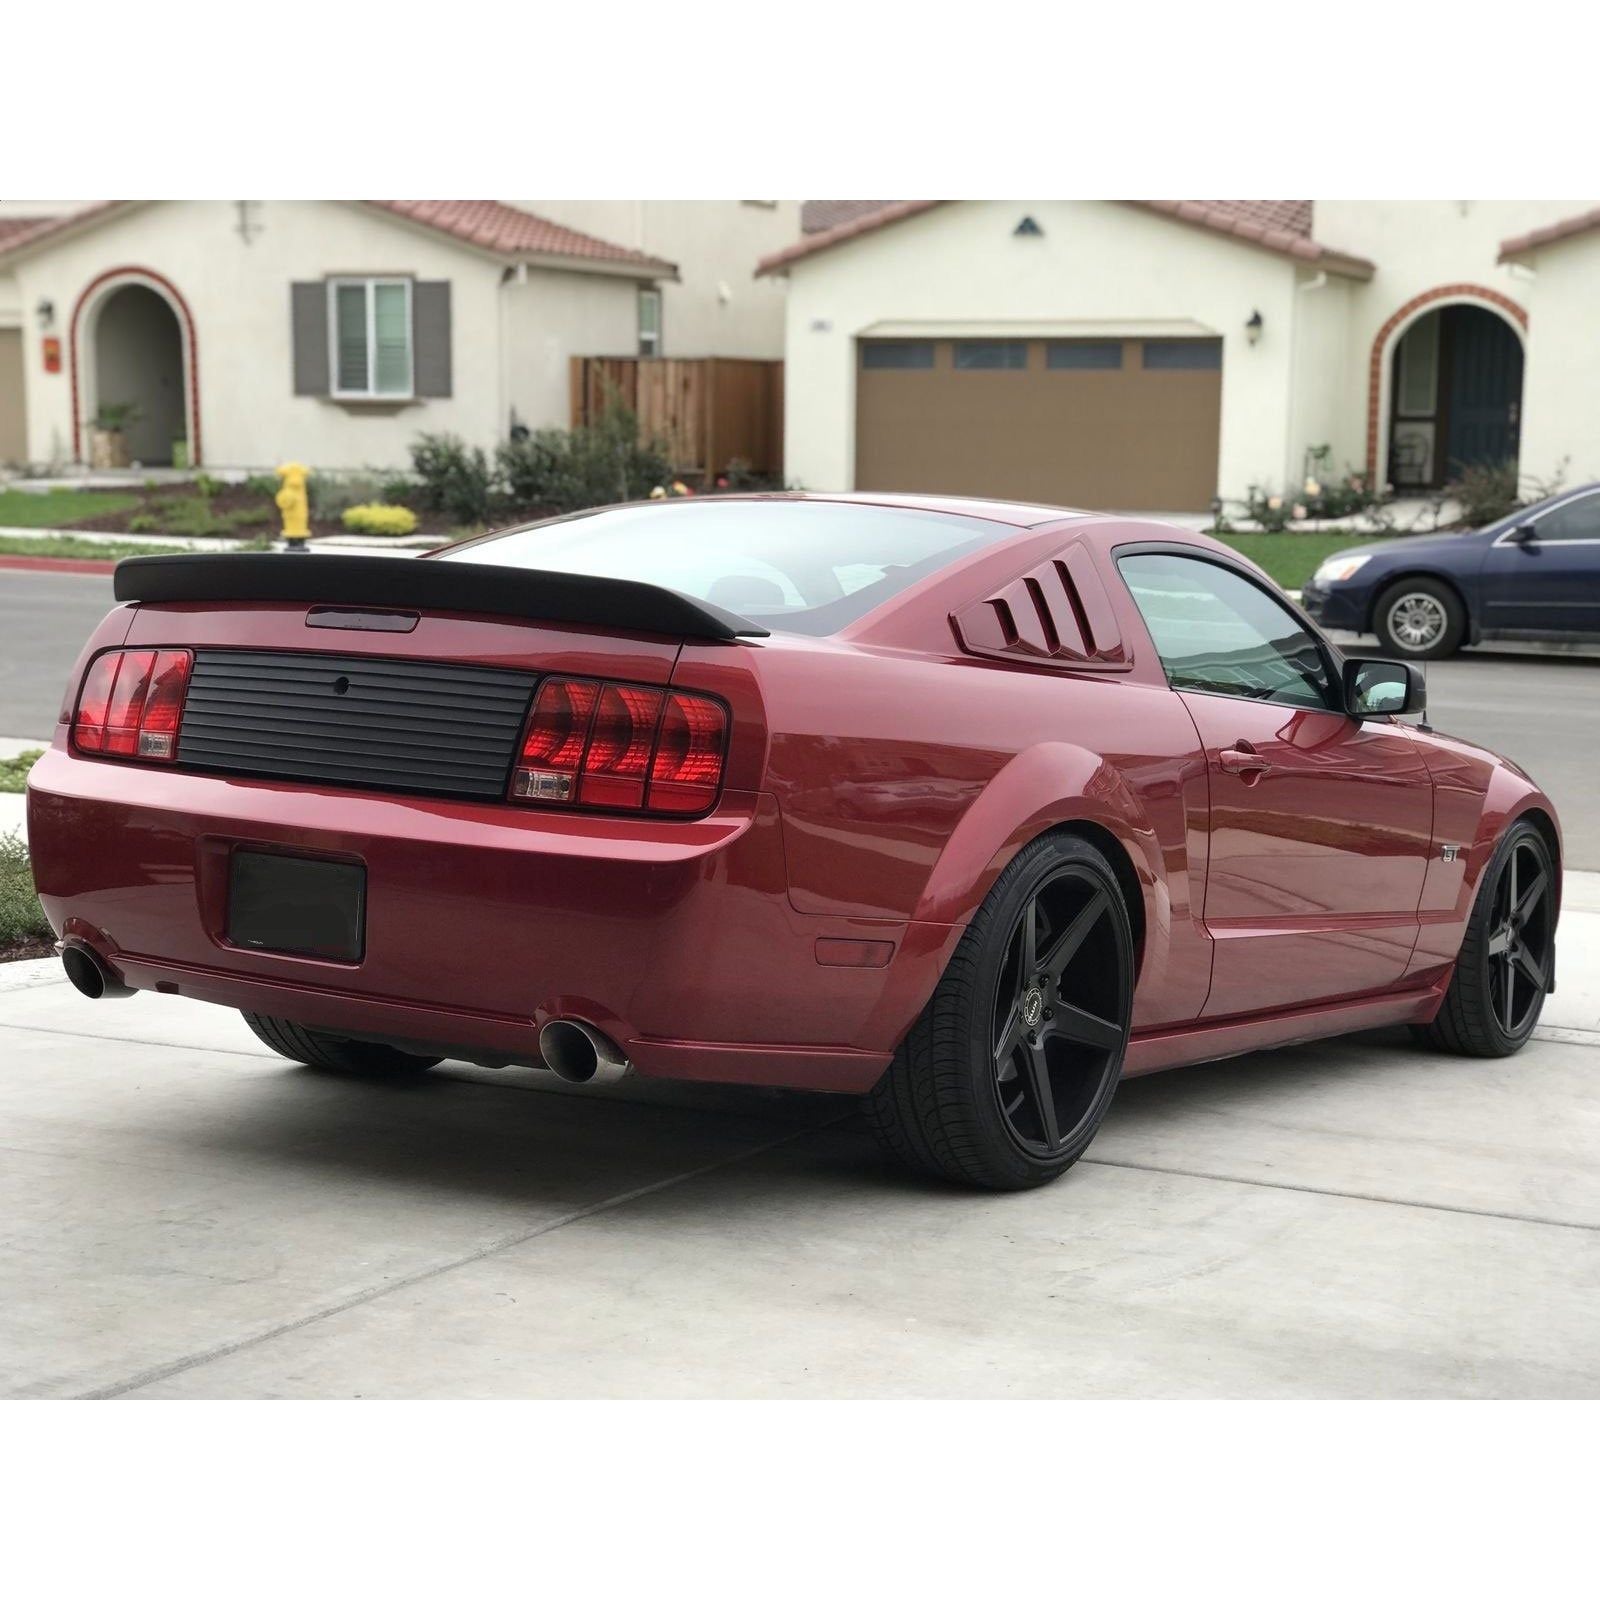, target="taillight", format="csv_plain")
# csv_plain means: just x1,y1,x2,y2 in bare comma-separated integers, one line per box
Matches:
72,648,193,761
512,677,726,815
